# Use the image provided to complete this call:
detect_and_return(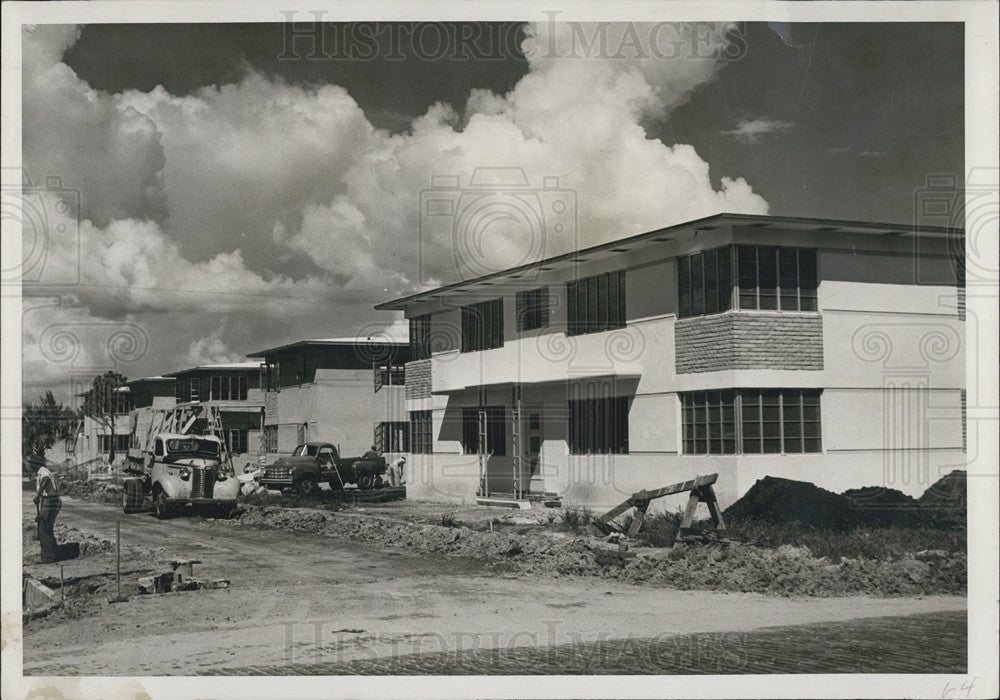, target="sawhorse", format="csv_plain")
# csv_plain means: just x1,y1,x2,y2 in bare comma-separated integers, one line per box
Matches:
595,473,726,542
